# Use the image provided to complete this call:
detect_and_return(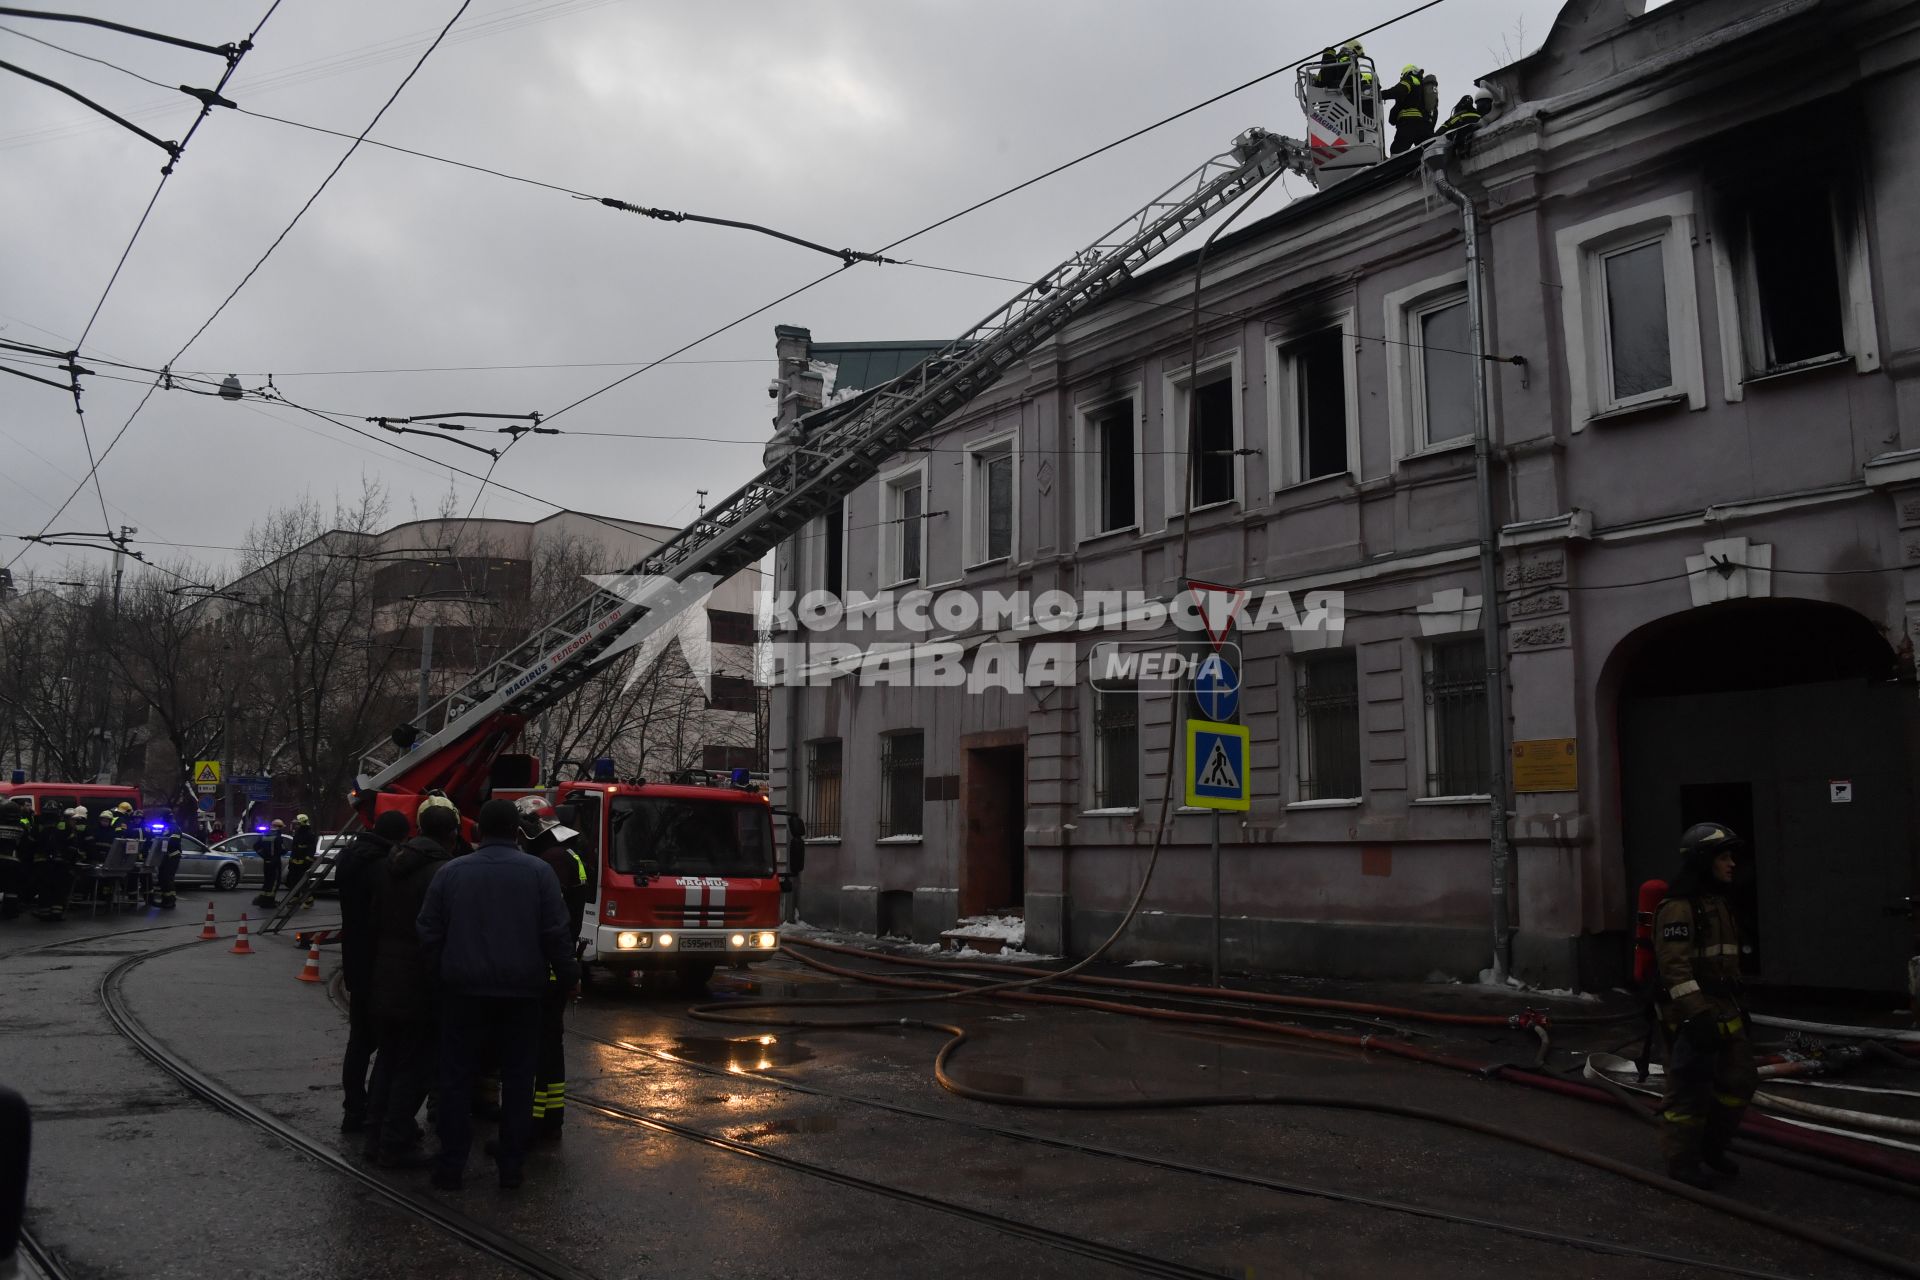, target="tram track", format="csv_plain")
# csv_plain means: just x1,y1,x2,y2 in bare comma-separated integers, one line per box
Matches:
15,1226,75,1280
85,931,1255,1280
98,938,597,1280
566,1010,1813,1280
